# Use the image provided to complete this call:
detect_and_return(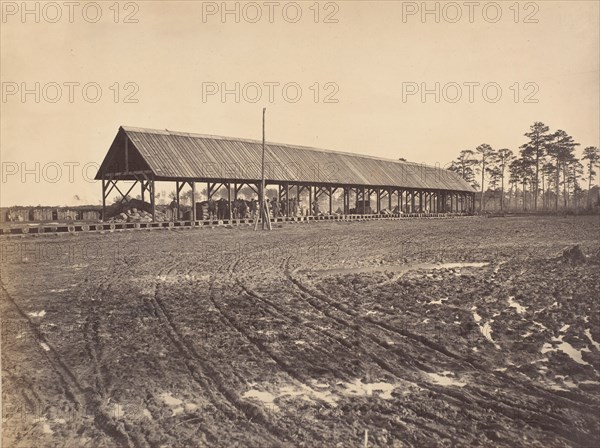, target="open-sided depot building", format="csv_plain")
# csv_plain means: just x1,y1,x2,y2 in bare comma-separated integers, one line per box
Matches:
96,126,477,222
